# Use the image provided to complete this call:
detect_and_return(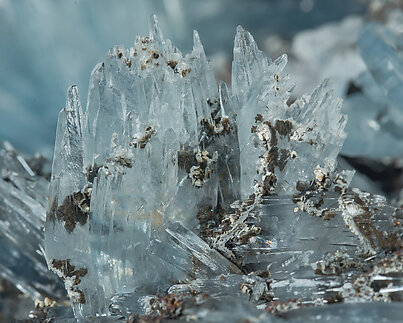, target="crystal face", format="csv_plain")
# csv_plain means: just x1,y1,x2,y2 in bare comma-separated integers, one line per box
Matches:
44,15,403,320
